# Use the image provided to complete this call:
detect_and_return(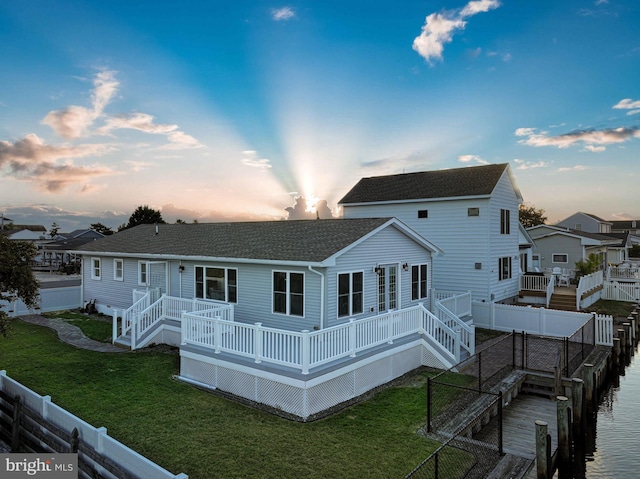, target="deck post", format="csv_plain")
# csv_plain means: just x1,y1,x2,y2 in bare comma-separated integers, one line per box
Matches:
254,322,262,363
214,317,222,354
180,311,187,345
301,330,310,375
557,395,572,479
535,420,549,479
349,319,356,358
